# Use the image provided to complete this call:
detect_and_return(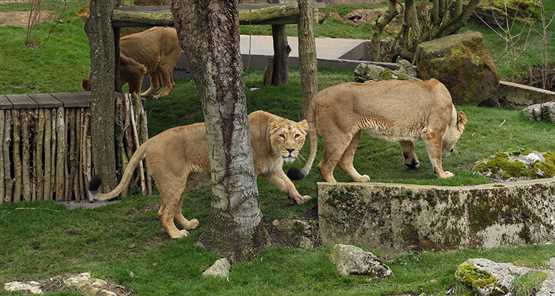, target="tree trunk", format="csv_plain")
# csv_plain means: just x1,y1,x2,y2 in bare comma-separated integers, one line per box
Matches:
271,24,289,85
297,0,317,118
85,0,118,191
171,0,267,262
